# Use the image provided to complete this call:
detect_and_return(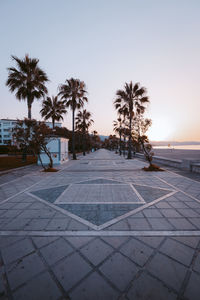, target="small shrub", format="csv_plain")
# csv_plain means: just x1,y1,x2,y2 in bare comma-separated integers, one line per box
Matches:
143,164,164,172
43,168,58,172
